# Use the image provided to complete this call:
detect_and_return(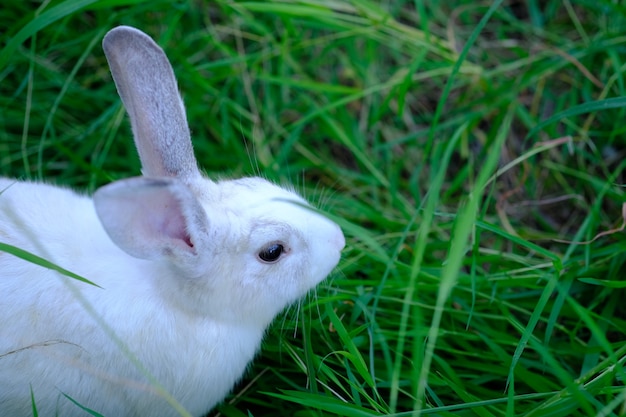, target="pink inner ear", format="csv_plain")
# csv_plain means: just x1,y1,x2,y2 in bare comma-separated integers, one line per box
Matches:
160,208,193,248
142,191,194,251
